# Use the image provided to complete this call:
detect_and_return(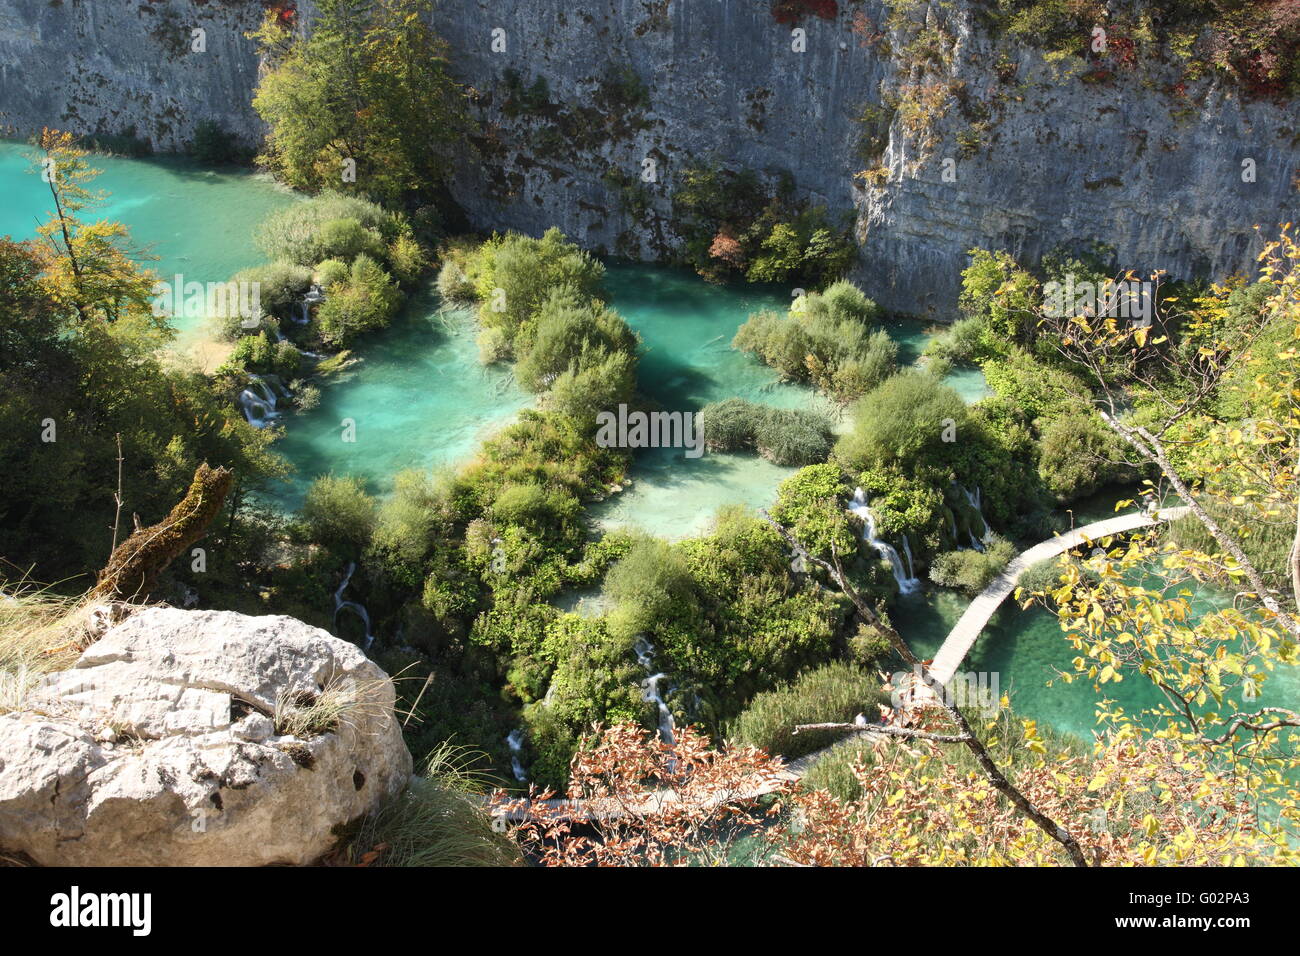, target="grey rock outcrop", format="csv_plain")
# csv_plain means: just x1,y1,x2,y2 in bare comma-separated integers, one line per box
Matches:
0,0,1294,314
0,607,411,866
